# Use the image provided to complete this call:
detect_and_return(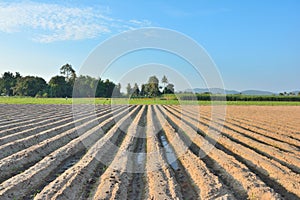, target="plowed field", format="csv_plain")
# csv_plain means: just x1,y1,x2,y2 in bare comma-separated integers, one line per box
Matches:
0,104,299,200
